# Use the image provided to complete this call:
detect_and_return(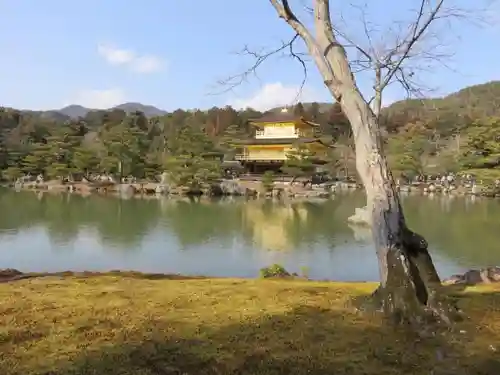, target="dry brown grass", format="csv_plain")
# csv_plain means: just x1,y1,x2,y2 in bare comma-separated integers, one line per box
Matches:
0,275,499,375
